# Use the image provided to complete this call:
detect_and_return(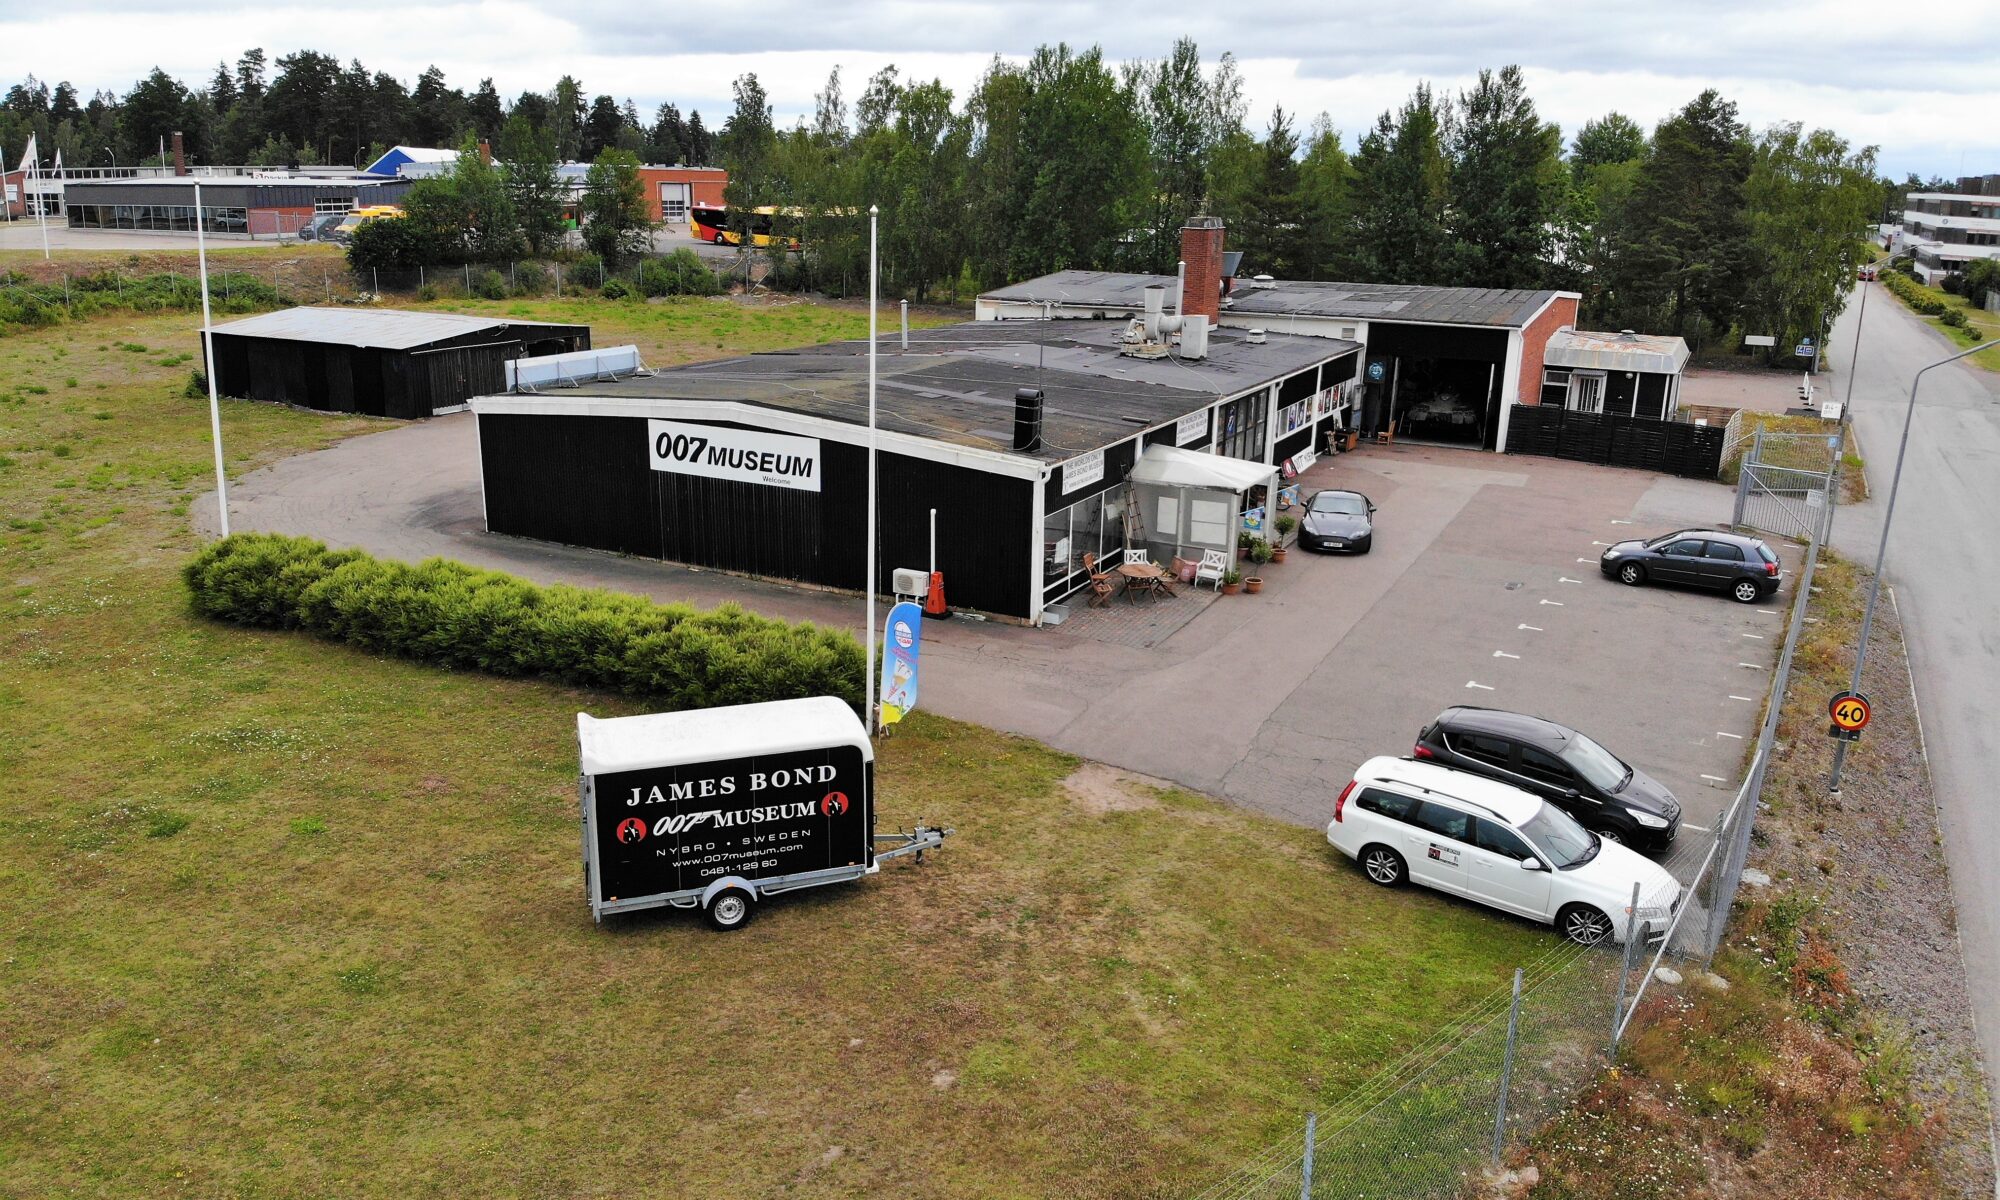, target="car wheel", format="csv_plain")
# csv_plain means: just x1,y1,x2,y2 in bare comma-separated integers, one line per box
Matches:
713,231,726,244
705,888,754,931
1597,827,1624,845
1731,579,1762,604
1557,904,1614,946
1360,844,1406,887
1617,562,1646,587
